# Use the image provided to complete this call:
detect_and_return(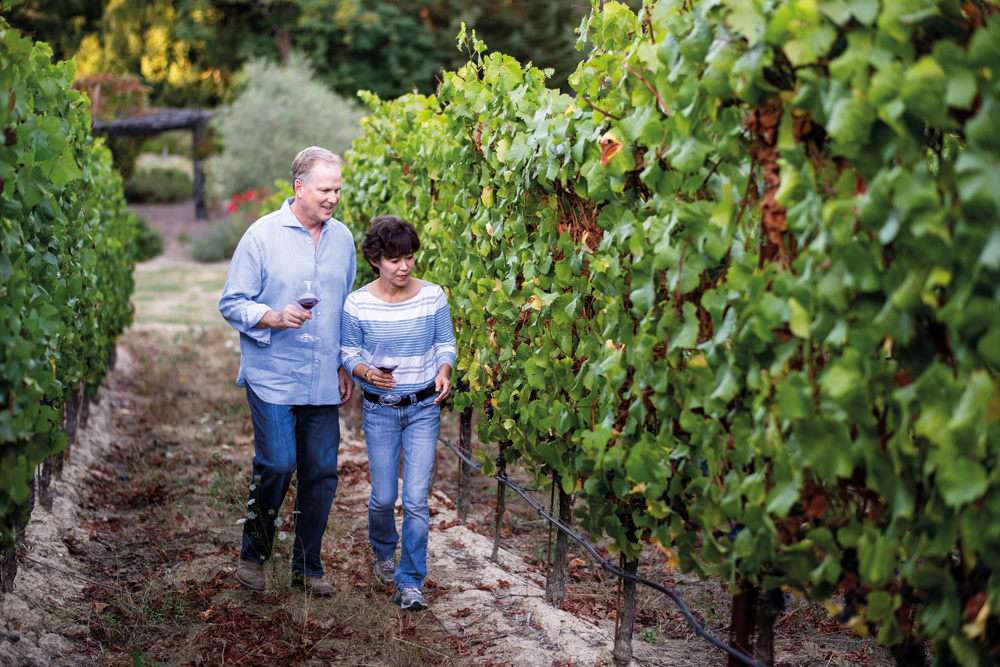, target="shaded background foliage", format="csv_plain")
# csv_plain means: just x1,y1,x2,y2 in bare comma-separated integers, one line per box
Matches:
7,0,643,107
4,0,642,207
